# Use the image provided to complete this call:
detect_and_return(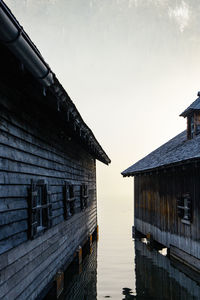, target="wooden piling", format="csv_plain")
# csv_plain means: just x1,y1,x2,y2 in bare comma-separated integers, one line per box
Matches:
96,225,99,241
76,246,82,265
89,234,93,254
55,270,64,299
146,232,153,244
